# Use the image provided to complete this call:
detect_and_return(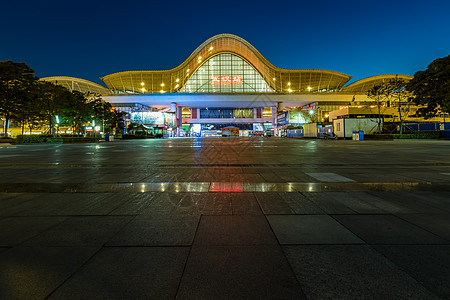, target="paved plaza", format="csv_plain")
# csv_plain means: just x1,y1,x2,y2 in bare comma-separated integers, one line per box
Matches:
0,137,449,299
